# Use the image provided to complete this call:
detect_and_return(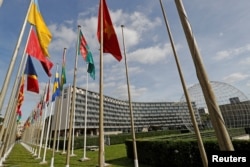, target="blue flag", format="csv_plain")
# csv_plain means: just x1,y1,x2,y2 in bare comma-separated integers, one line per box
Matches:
52,70,60,102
